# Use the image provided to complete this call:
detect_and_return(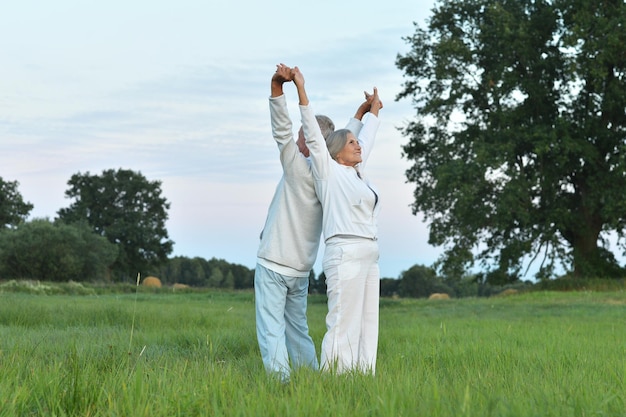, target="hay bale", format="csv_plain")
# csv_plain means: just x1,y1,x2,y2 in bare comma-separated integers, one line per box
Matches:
428,292,450,300
172,283,190,290
142,276,162,288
